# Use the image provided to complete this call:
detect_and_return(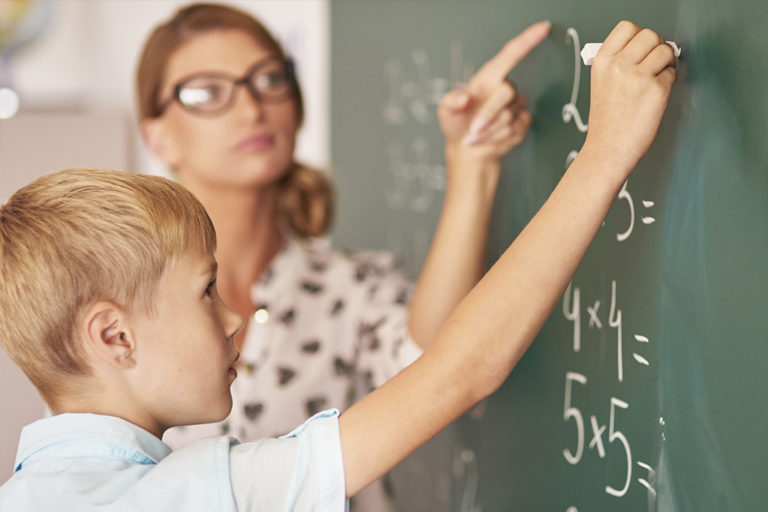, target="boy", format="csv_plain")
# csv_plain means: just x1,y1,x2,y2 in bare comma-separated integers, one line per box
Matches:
0,22,676,511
